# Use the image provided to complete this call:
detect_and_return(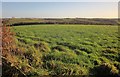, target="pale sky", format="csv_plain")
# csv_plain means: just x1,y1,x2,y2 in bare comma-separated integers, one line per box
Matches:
1,0,119,2
1,1,119,18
